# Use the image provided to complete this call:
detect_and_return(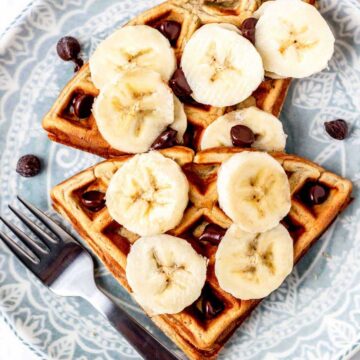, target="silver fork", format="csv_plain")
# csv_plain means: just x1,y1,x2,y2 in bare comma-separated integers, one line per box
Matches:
0,196,182,360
